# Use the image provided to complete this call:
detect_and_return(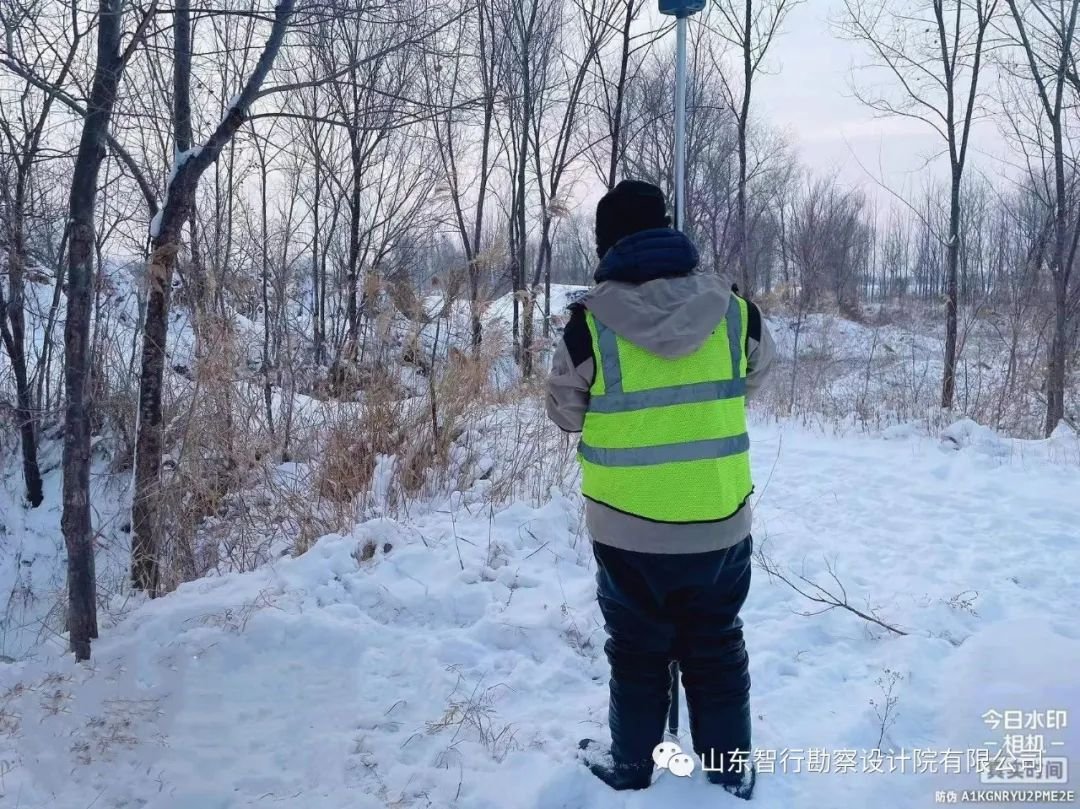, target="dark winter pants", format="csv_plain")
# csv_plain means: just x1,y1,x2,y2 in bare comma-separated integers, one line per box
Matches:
593,536,753,779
